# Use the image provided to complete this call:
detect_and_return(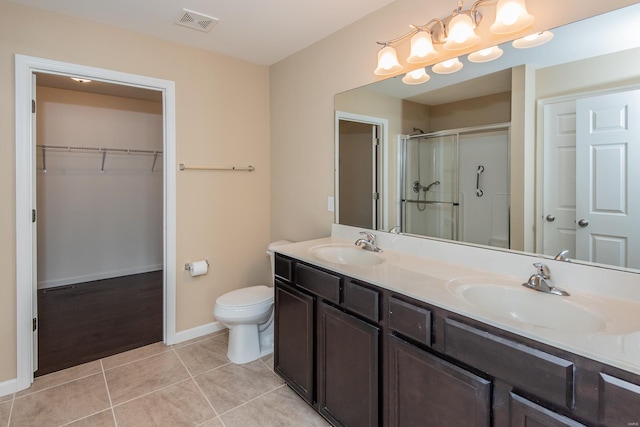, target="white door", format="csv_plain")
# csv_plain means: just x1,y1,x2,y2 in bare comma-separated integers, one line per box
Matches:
31,73,38,372
542,101,577,258
576,89,640,268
